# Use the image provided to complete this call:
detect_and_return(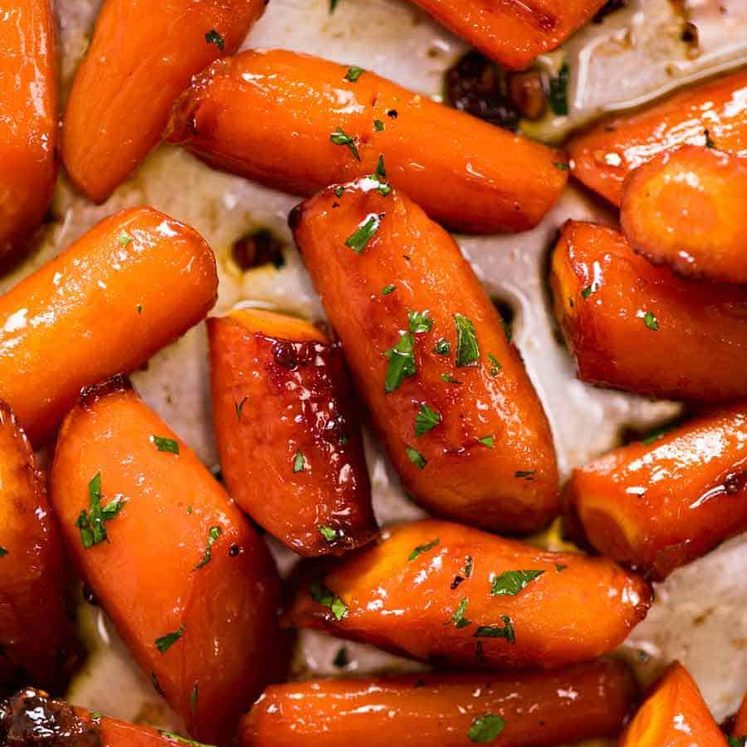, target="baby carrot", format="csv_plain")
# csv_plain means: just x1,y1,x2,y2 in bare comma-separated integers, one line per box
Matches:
734,694,747,740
